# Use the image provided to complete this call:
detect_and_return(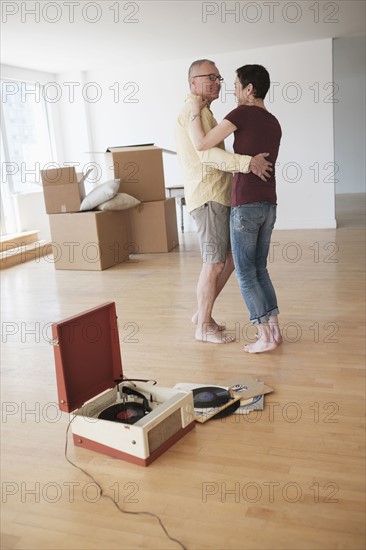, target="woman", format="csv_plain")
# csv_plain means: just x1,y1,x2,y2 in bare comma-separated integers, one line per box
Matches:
191,64,282,353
